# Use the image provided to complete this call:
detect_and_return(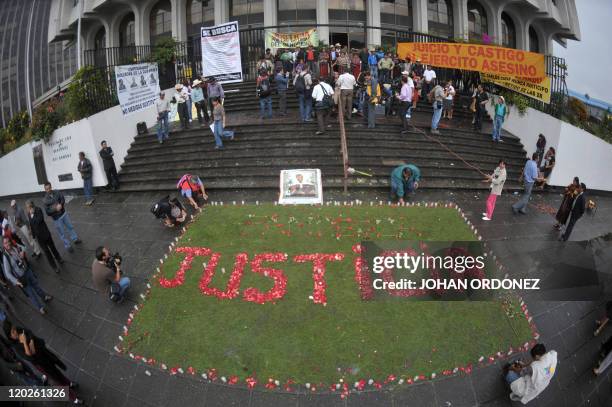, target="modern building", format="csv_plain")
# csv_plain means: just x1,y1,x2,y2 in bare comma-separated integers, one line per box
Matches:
568,89,612,122
49,0,580,55
0,0,77,128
